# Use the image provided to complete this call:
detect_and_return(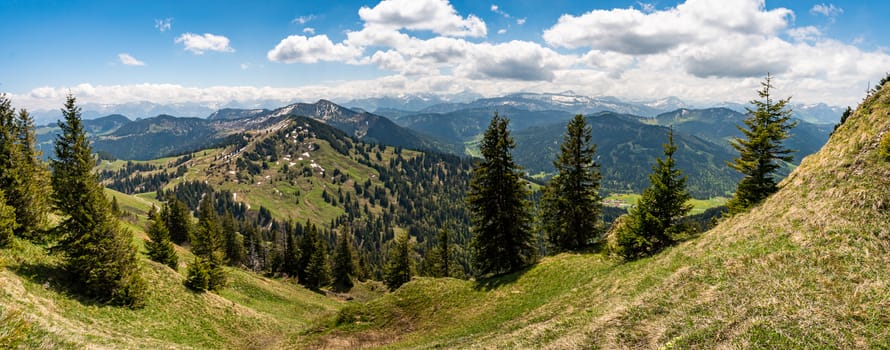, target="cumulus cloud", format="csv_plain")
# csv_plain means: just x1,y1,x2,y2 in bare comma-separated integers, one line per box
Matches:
544,0,792,53
267,35,361,63
175,33,234,54
497,28,506,34
118,53,145,66
358,0,486,37
154,18,172,32
303,27,315,34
